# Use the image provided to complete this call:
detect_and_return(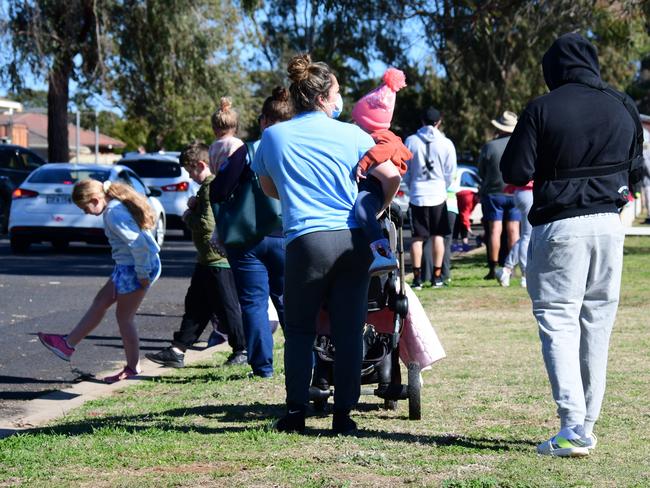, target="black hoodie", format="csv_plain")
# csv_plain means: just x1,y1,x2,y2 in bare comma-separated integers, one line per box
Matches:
500,33,638,226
